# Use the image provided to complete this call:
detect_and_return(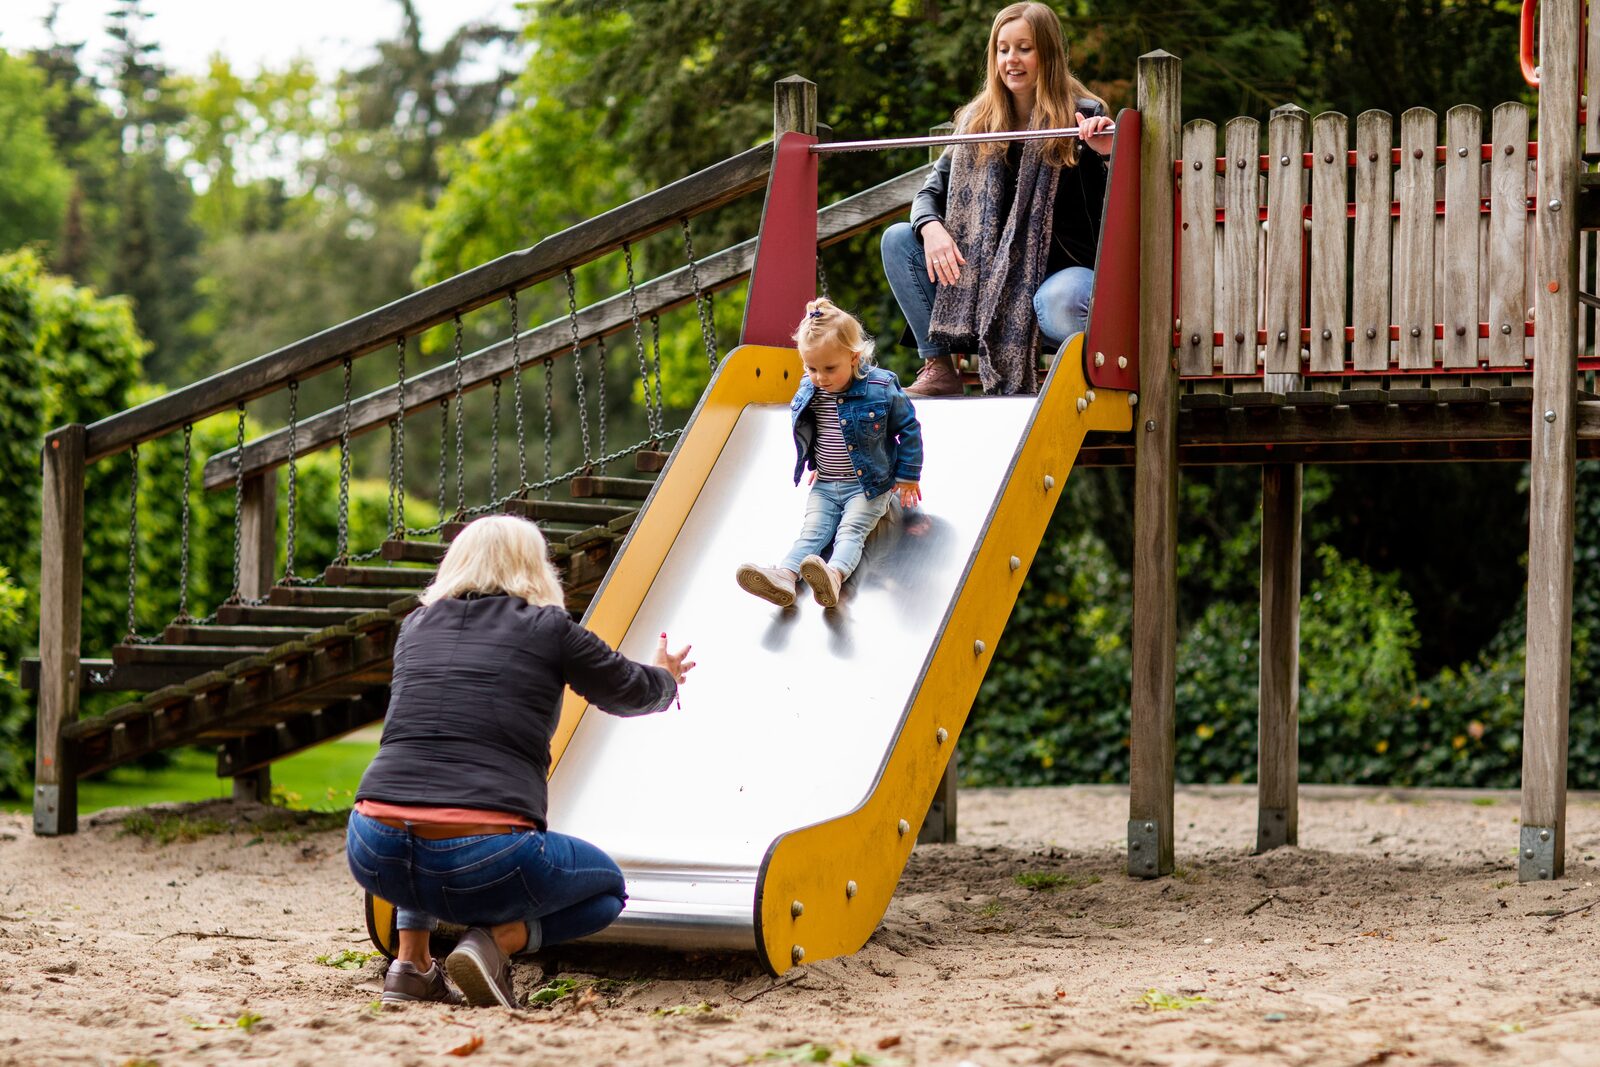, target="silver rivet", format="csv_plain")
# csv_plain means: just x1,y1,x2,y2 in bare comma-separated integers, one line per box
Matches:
791,900,804,918
1323,152,1333,163
1502,323,1513,335
1457,147,1468,158
1366,327,1377,340
1525,848,1535,858
1410,326,1421,338
897,819,910,836
1076,397,1088,413
1549,198,1562,212
1094,351,1106,367
1144,822,1155,833
1321,328,1332,340
792,945,805,963
1279,154,1289,165
973,640,986,655
1131,841,1142,850
1043,475,1056,490
936,727,949,744
1455,325,1466,337
1541,870,1552,881
1145,418,1156,431
845,880,857,898
1234,331,1246,344
1545,410,1557,423
1129,393,1139,406
1117,355,1128,369
1009,555,1021,571
1086,389,1096,403
1190,333,1201,346
1277,330,1287,342
1539,829,1551,841
1236,158,1246,169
